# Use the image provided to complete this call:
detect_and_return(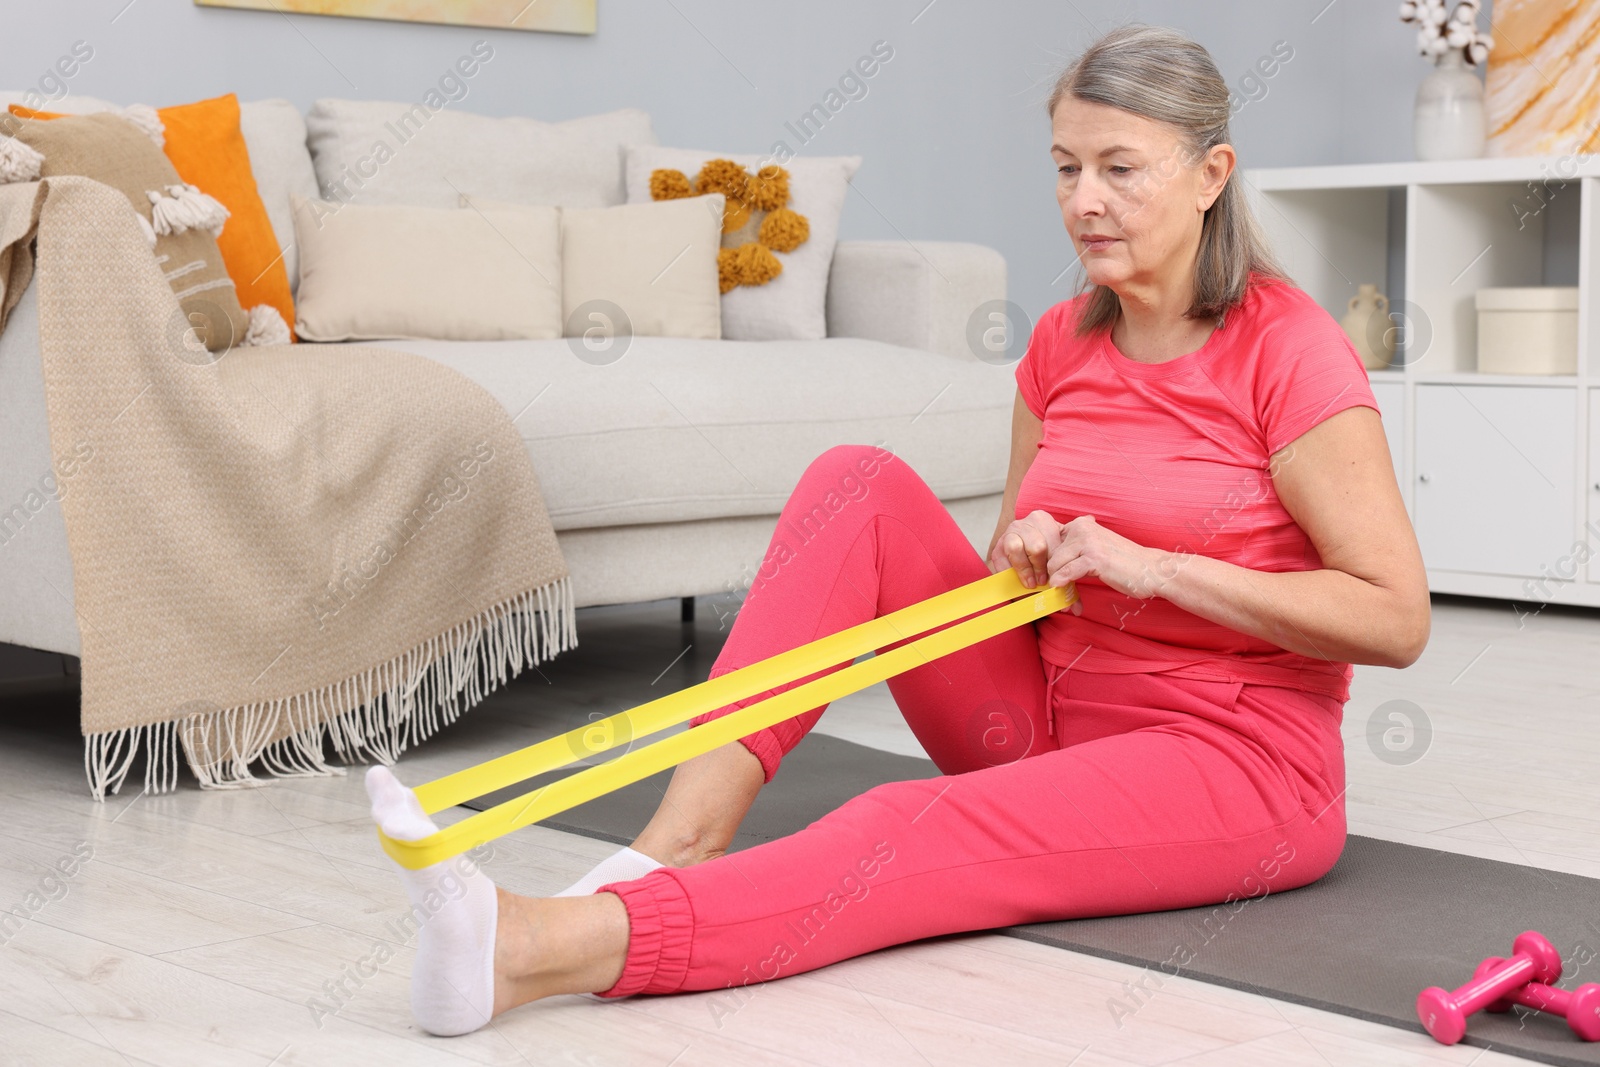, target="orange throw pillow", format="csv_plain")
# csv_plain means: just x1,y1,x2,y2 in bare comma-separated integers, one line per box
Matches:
11,94,296,342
